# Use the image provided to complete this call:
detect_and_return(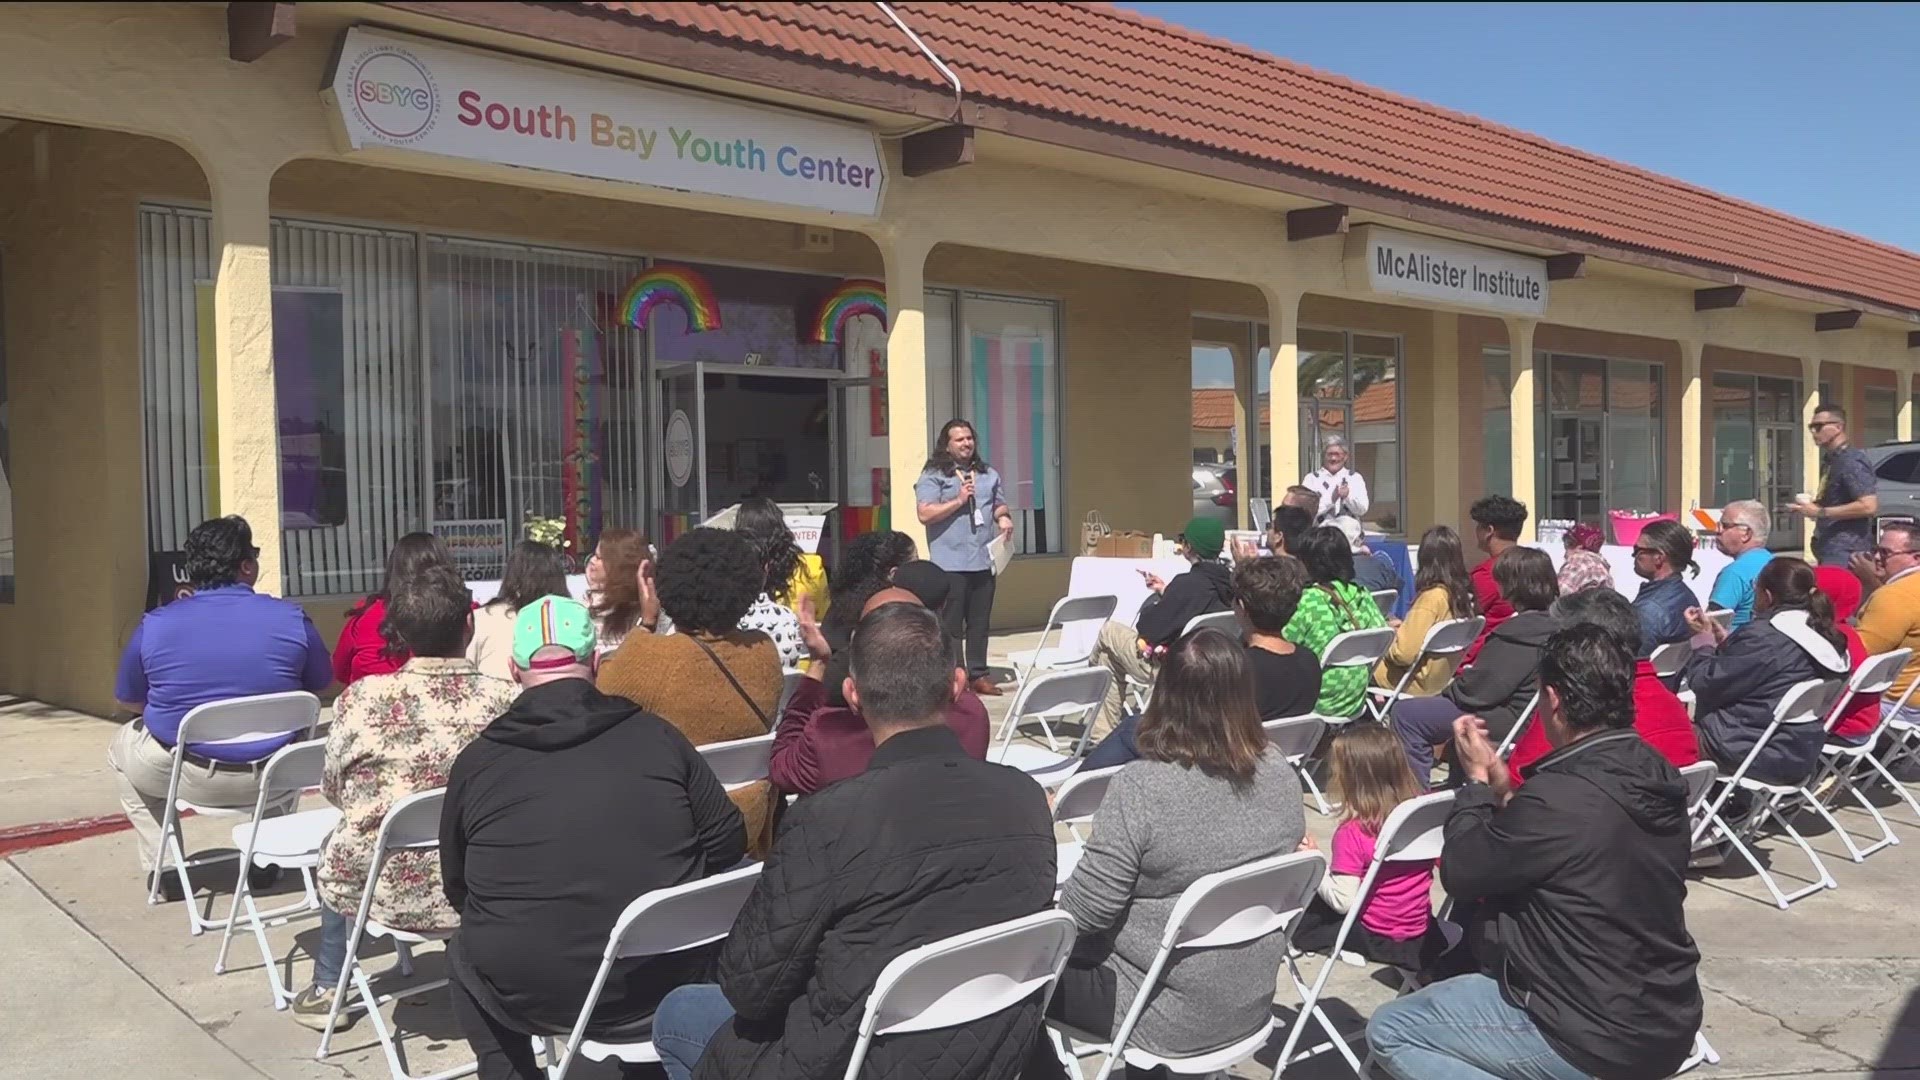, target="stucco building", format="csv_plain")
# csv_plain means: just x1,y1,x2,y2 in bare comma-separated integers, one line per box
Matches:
2,2,1917,714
